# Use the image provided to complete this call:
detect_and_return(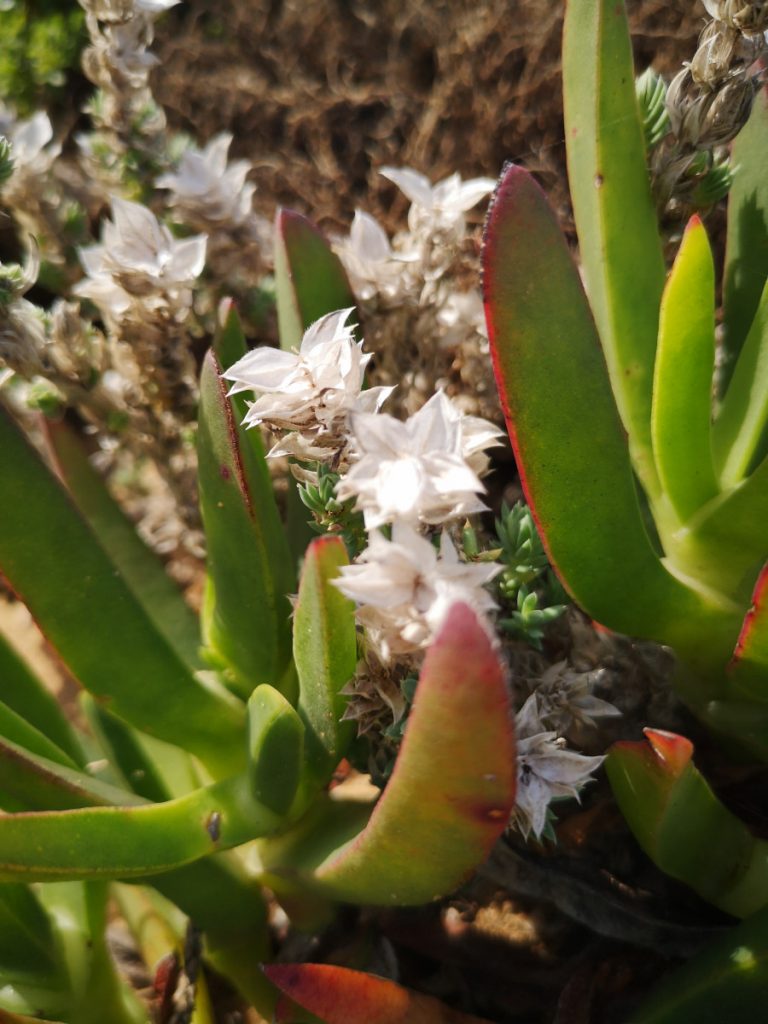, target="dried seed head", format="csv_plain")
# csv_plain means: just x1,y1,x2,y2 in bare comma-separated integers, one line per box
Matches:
689,22,741,87
703,0,768,34
667,66,755,149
